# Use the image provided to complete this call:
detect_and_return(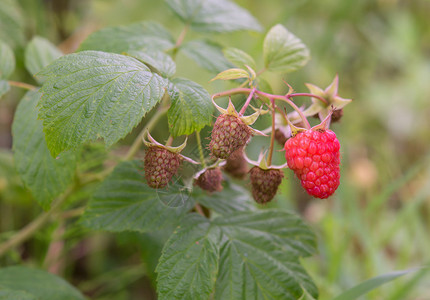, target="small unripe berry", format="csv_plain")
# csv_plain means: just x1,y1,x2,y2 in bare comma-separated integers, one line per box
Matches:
195,167,223,193
223,148,248,179
144,146,182,189
209,114,252,159
249,167,284,204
